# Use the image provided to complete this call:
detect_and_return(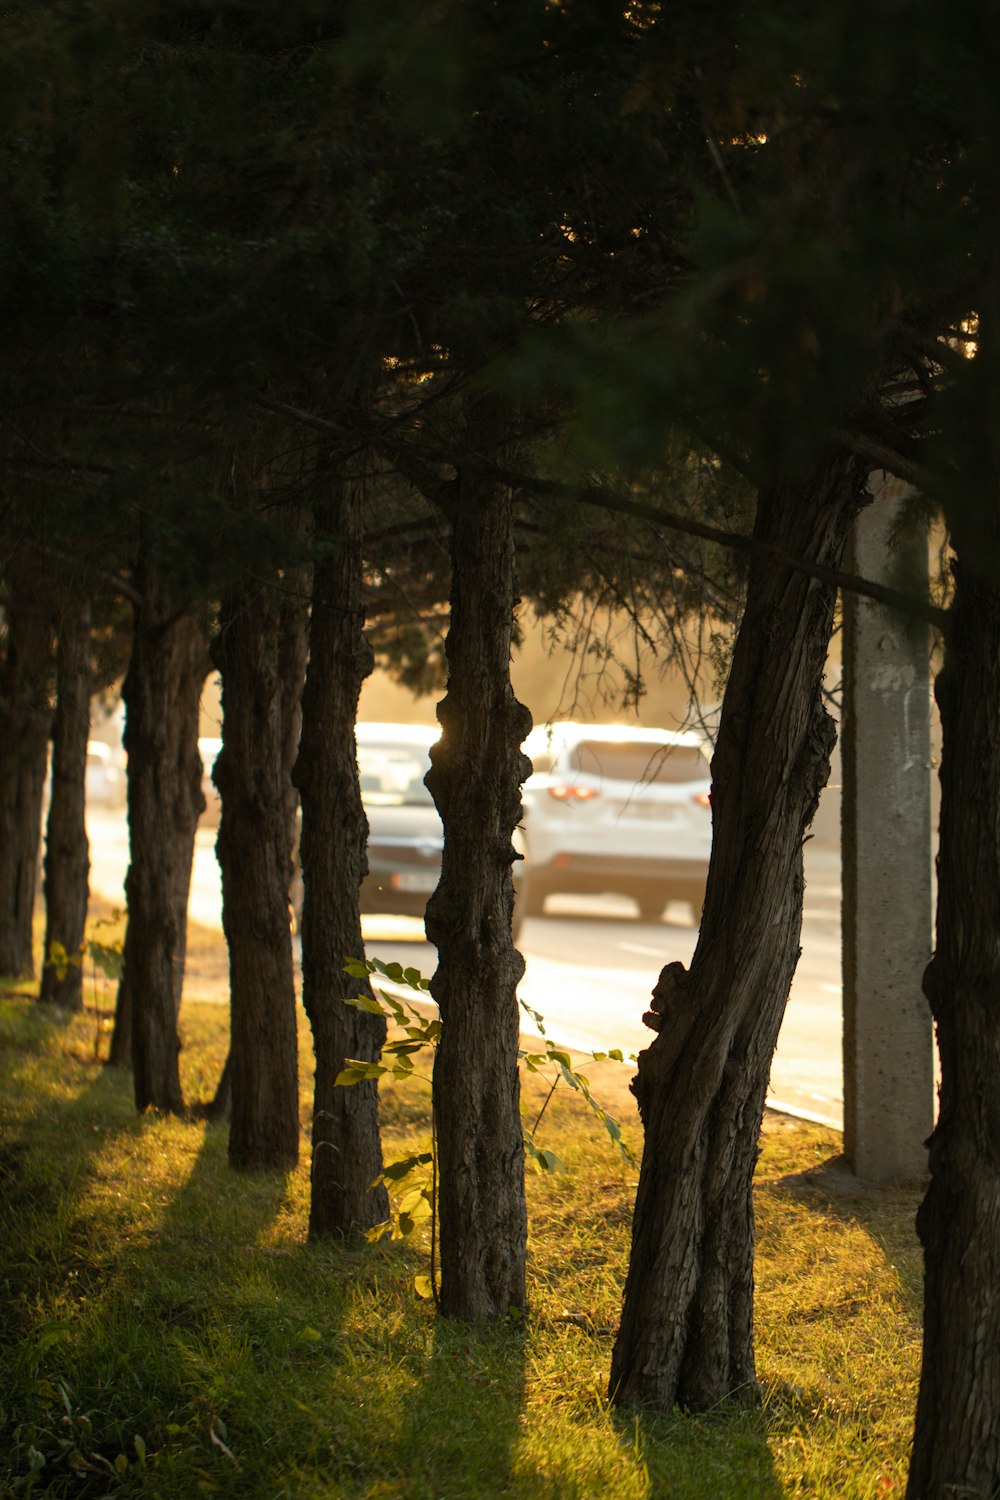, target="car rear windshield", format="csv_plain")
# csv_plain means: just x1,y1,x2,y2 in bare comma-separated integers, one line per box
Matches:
567,741,710,785
358,743,434,805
